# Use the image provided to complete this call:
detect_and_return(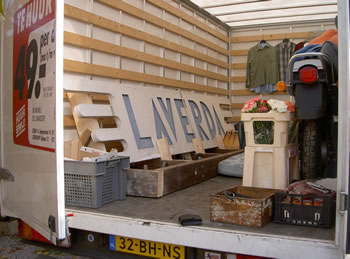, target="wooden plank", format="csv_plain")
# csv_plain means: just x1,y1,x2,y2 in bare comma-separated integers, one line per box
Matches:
156,138,172,160
192,137,205,154
226,116,241,123
231,63,247,69
215,135,225,149
231,103,244,109
67,93,106,150
64,59,229,96
64,4,229,69
64,31,229,82
127,169,163,198
231,89,289,96
231,32,311,43
146,0,228,42
96,0,229,55
64,92,109,103
231,49,249,56
232,76,246,83
64,115,76,128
